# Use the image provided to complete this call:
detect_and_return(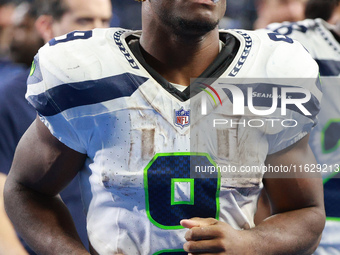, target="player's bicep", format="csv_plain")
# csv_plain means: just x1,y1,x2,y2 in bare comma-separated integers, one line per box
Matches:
7,115,86,196
263,135,324,214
